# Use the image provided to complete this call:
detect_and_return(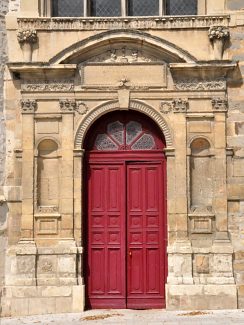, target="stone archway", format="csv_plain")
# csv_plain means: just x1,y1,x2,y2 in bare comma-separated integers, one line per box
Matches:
74,100,173,149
